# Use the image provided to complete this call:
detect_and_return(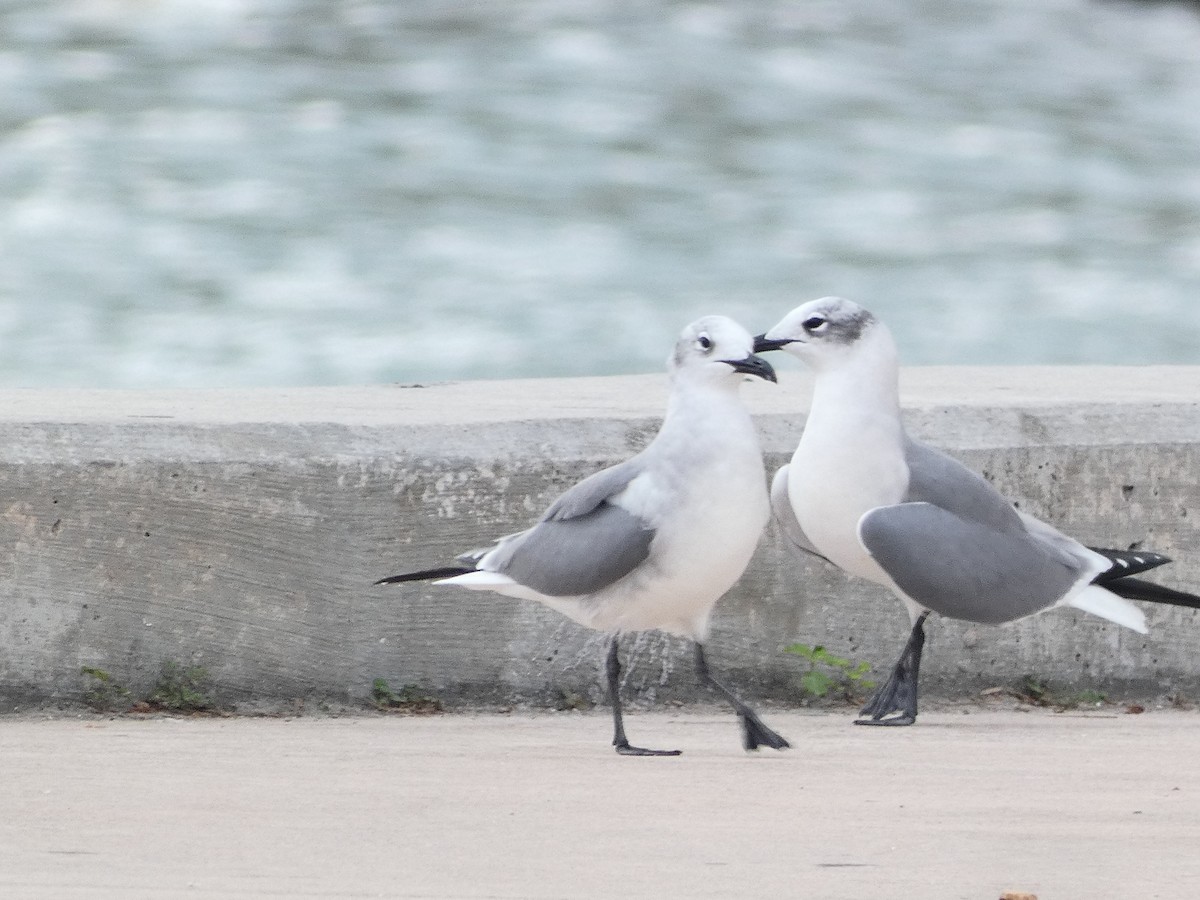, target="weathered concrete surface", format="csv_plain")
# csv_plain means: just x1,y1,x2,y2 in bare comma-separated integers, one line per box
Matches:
0,368,1199,710
3,709,1200,899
